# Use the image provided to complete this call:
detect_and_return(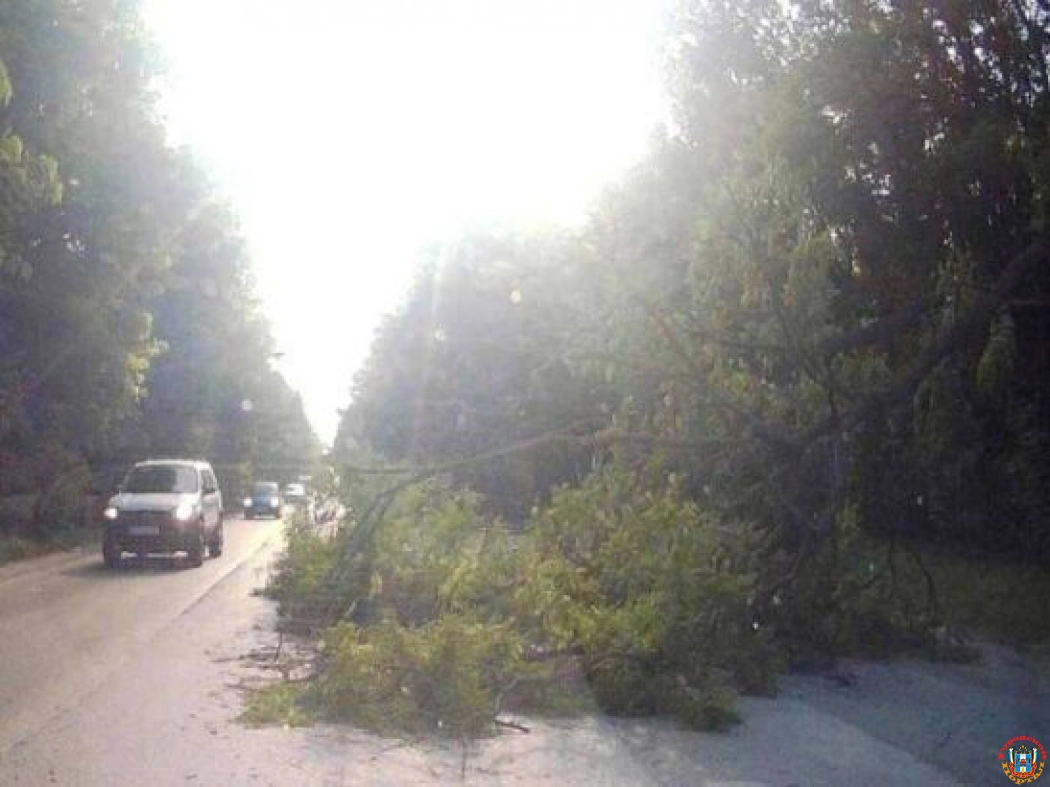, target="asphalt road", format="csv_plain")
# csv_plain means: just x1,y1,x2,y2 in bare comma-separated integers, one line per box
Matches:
0,515,287,784
0,516,1044,785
